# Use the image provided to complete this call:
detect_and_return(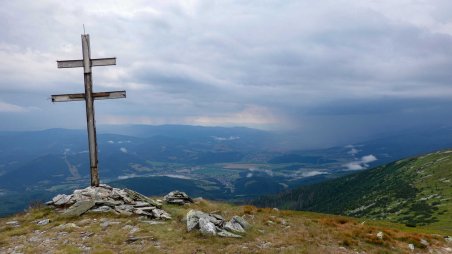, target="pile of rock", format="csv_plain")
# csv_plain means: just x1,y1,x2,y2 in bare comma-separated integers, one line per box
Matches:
164,190,193,205
46,184,171,220
186,210,250,238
